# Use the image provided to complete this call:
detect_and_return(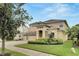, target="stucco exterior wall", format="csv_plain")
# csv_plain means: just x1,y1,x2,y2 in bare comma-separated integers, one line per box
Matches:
36,26,49,39
28,27,37,32
27,36,37,41
57,30,68,41
26,20,68,41
50,29,58,38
